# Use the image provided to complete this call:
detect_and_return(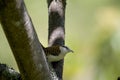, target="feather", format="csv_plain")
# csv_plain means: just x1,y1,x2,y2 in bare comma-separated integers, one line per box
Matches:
44,46,61,56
